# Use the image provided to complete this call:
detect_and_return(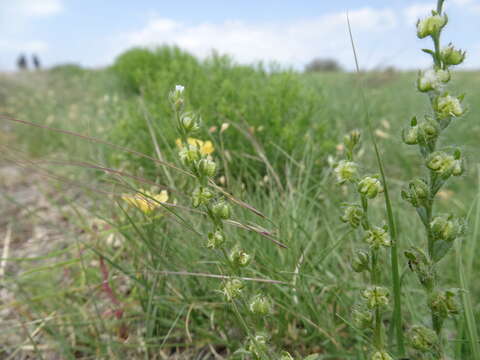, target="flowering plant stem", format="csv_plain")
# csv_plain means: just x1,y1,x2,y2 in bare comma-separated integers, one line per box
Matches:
347,18,405,358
